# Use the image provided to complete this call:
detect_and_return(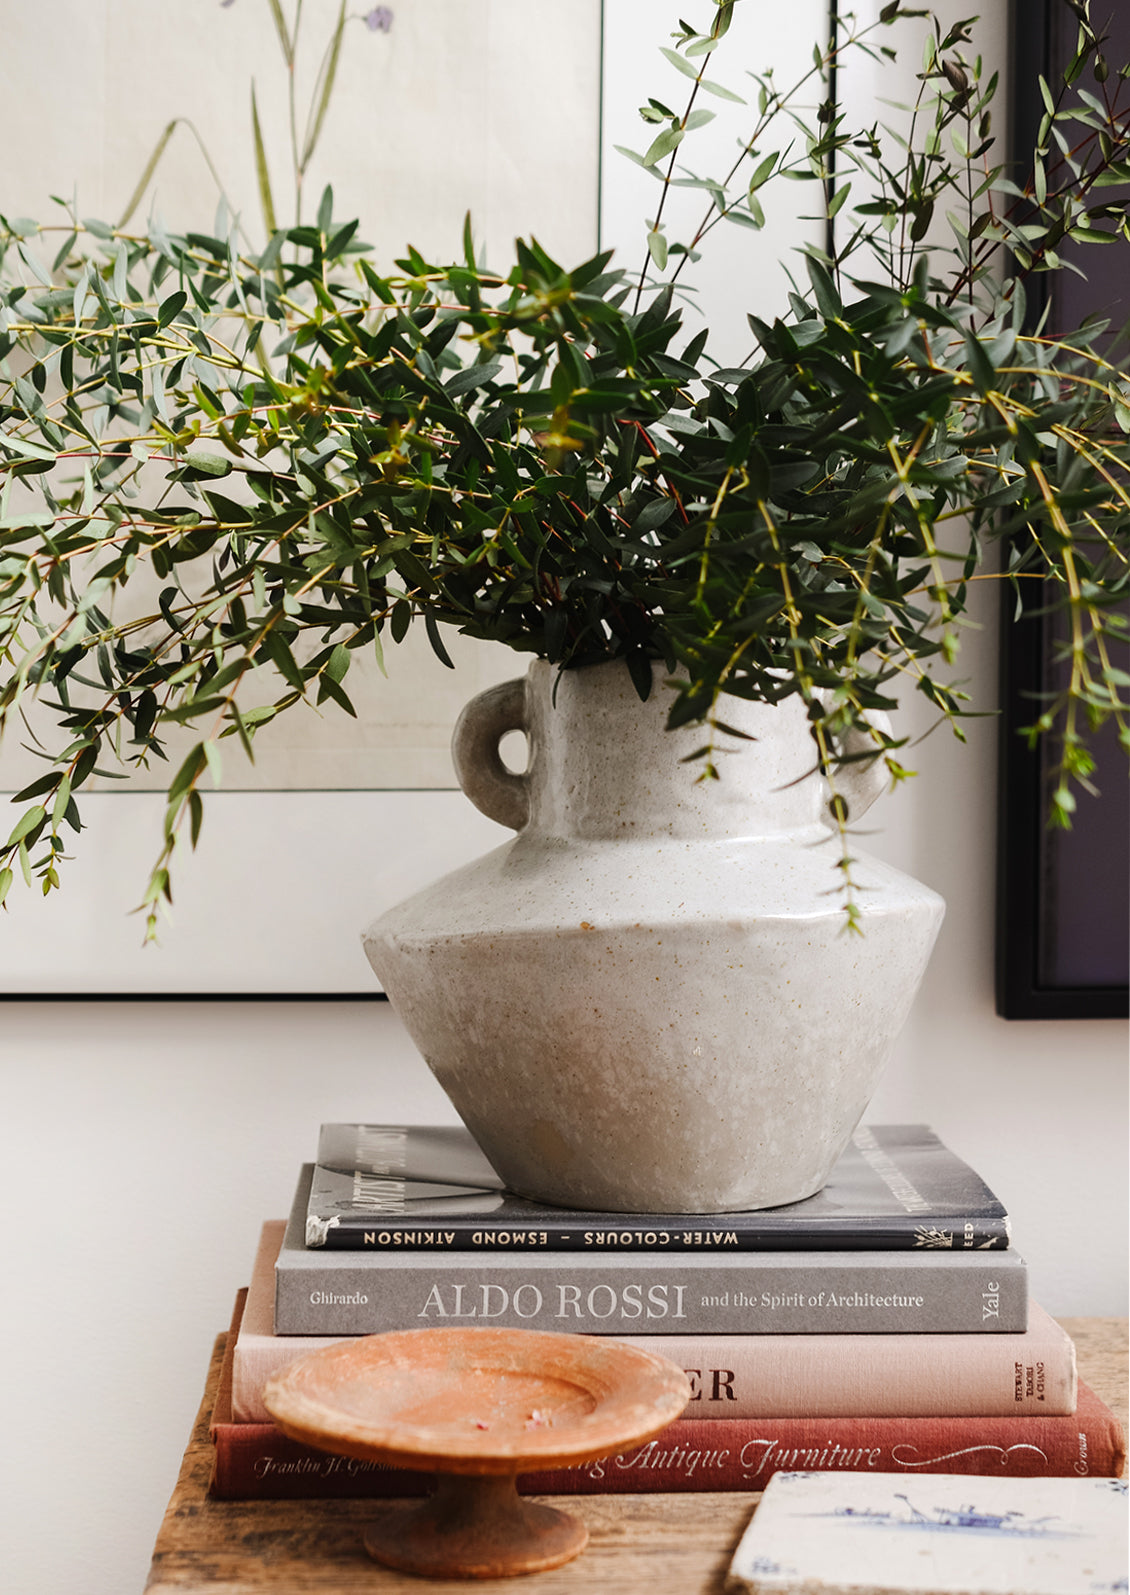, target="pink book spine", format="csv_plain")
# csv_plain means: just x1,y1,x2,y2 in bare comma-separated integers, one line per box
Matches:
210,1380,1124,1500
232,1310,1077,1423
